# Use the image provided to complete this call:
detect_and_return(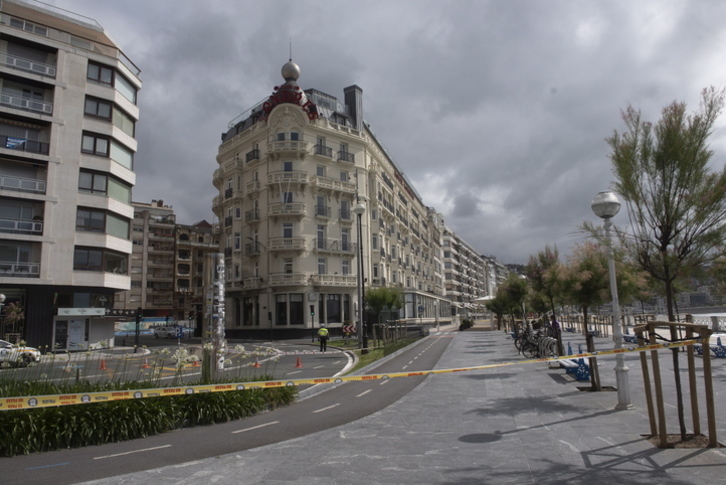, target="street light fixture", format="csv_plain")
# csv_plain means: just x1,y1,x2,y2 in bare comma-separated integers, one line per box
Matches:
353,201,366,350
591,190,633,410
0,293,5,338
